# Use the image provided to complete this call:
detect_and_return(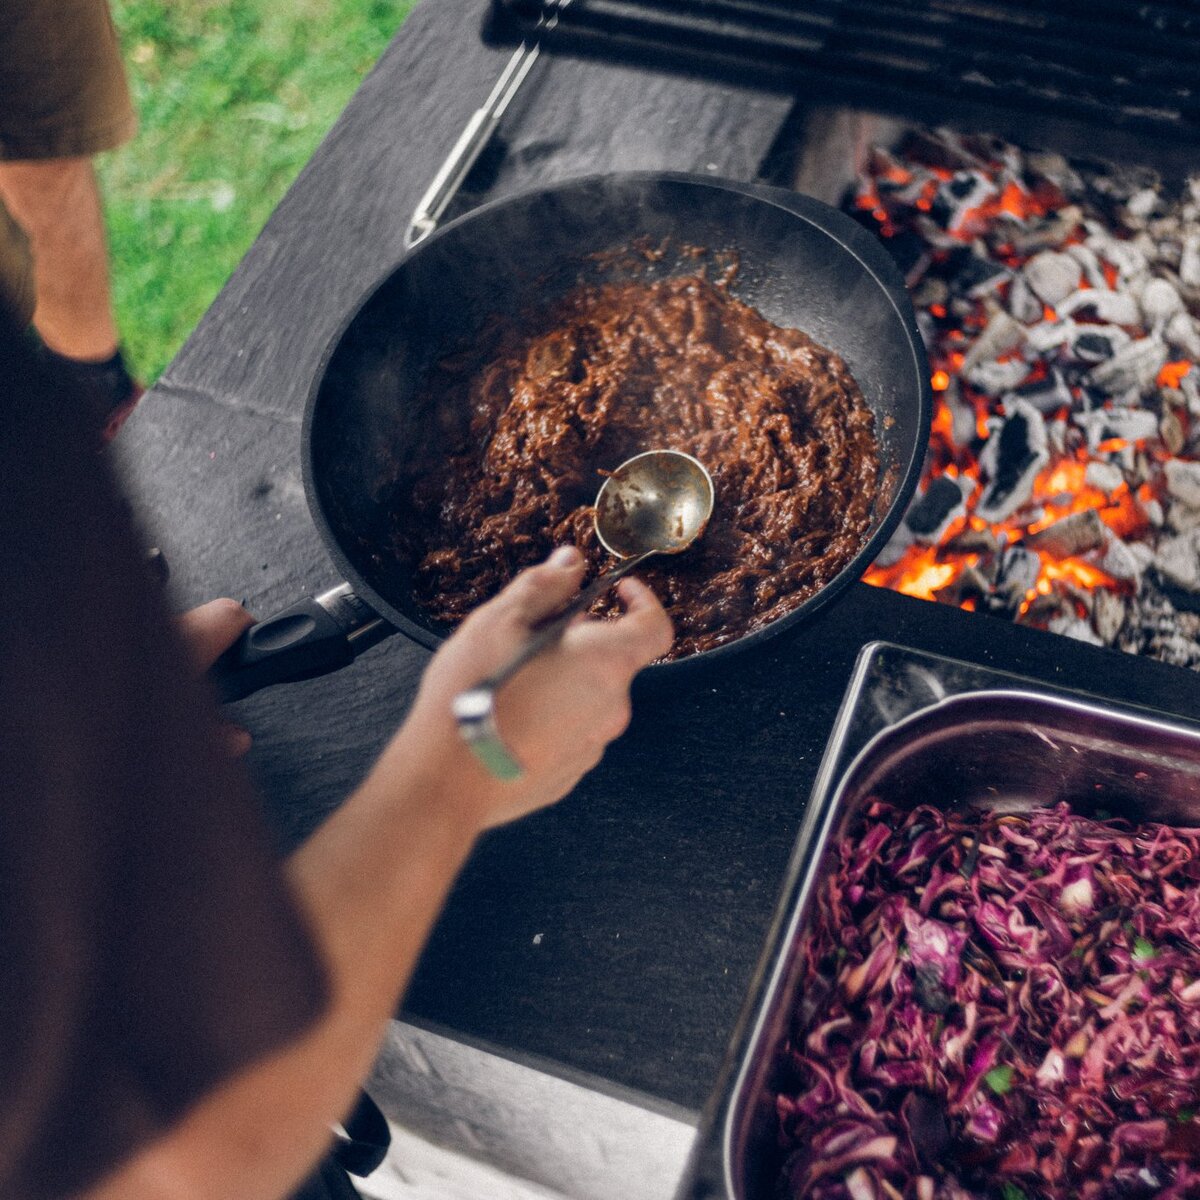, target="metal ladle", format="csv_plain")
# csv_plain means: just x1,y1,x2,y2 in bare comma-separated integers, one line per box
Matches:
452,449,714,779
